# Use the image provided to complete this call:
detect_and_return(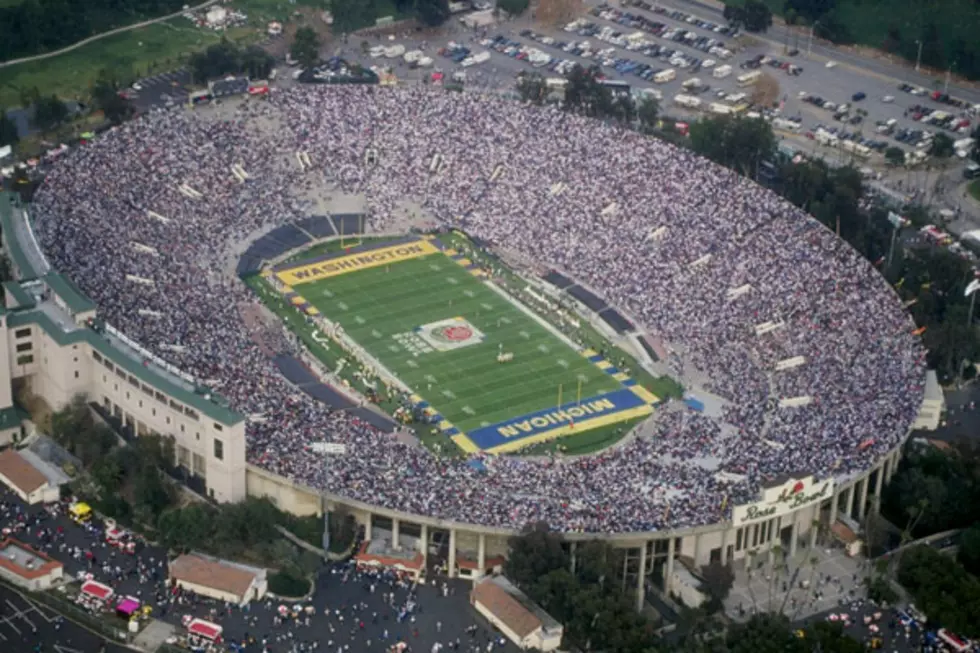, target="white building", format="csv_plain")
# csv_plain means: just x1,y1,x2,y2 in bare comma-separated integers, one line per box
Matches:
471,576,563,651
169,553,267,605
0,538,64,590
0,447,66,504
